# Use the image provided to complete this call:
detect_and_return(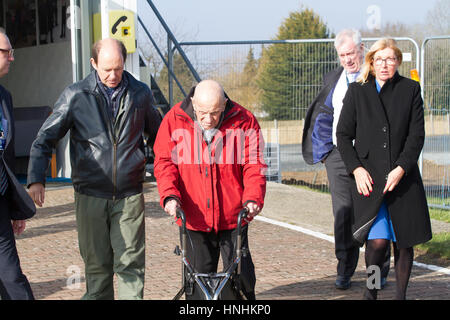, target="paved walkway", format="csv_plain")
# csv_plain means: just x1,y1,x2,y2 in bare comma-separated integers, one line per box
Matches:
15,182,450,300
